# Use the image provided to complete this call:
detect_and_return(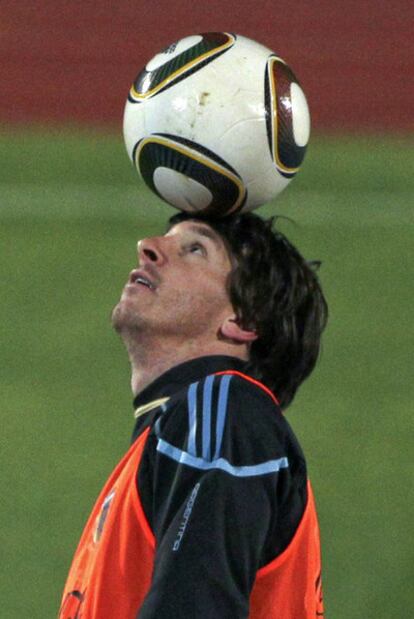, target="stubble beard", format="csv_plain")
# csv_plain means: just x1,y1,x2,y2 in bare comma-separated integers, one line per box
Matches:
112,287,229,351
111,300,146,337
